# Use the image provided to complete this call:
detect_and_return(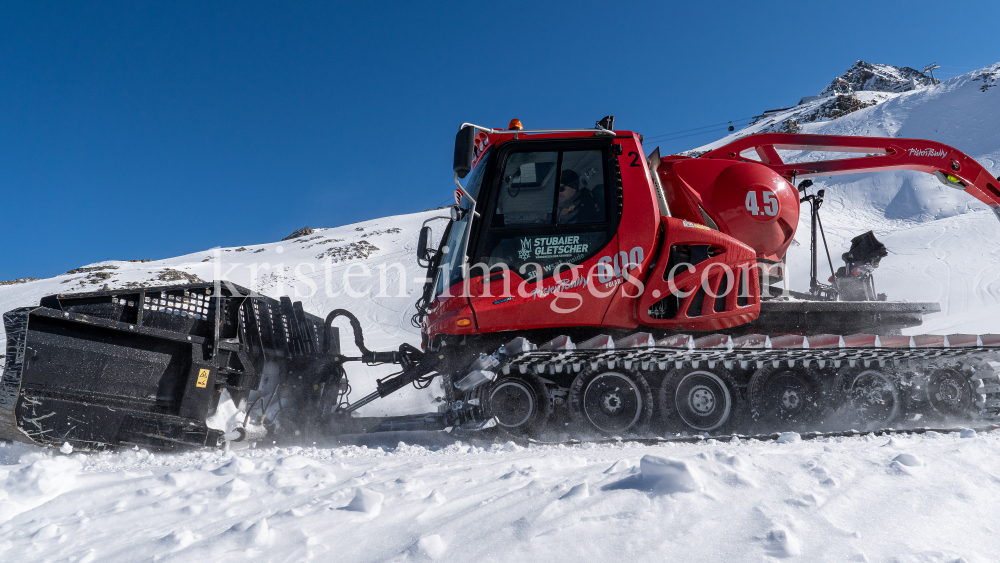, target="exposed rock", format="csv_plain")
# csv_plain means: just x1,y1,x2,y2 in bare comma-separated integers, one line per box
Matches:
0,277,39,286
282,227,314,241
802,94,878,122
361,228,402,238
65,265,119,275
751,94,881,135
972,68,998,92
315,240,379,263
61,268,118,287
301,237,343,249
819,60,932,96
155,269,205,283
